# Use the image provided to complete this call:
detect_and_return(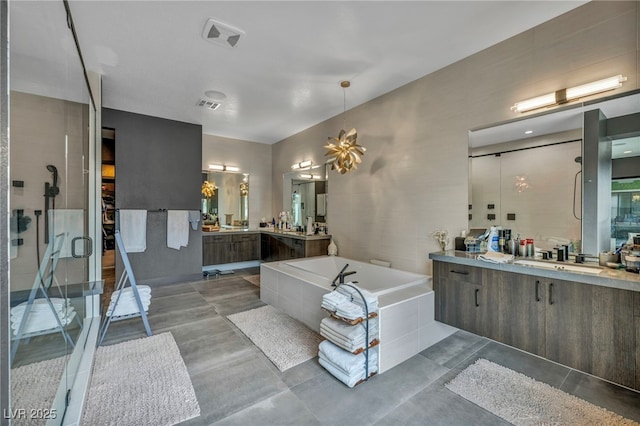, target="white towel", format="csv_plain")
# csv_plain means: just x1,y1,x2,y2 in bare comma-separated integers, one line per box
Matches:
319,340,378,375
320,317,378,341
167,210,189,250
478,251,514,264
188,210,201,230
49,209,84,258
119,209,147,252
